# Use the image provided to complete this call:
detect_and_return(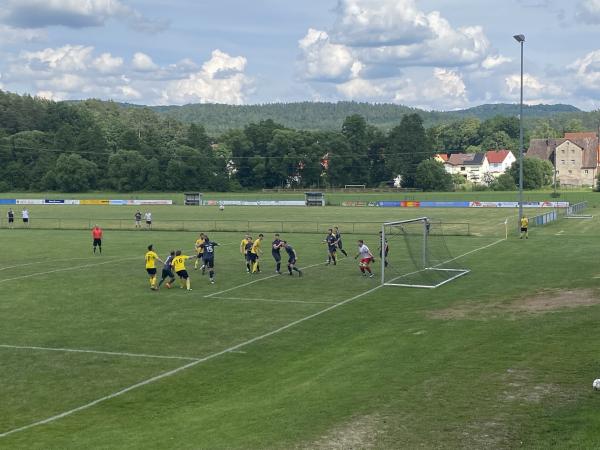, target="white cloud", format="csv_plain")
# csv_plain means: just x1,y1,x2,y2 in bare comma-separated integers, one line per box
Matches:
21,45,93,71
162,50,252,105
0,0,168,32
92,52,123,74
331,0,433,47
568,49,600,93
132,52,158,72
297,29,357,81
0,24,46,46
505,73,563,104
35,90,64,101
118,85,142,99
481,54,512,70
